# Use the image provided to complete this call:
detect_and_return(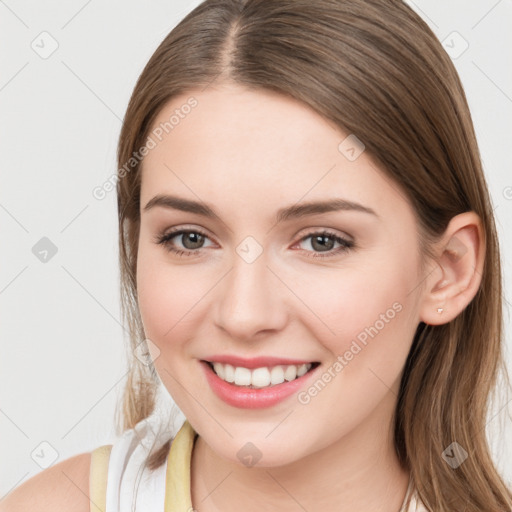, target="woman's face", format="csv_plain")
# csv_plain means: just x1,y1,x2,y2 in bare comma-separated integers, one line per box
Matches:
136,83,426,467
